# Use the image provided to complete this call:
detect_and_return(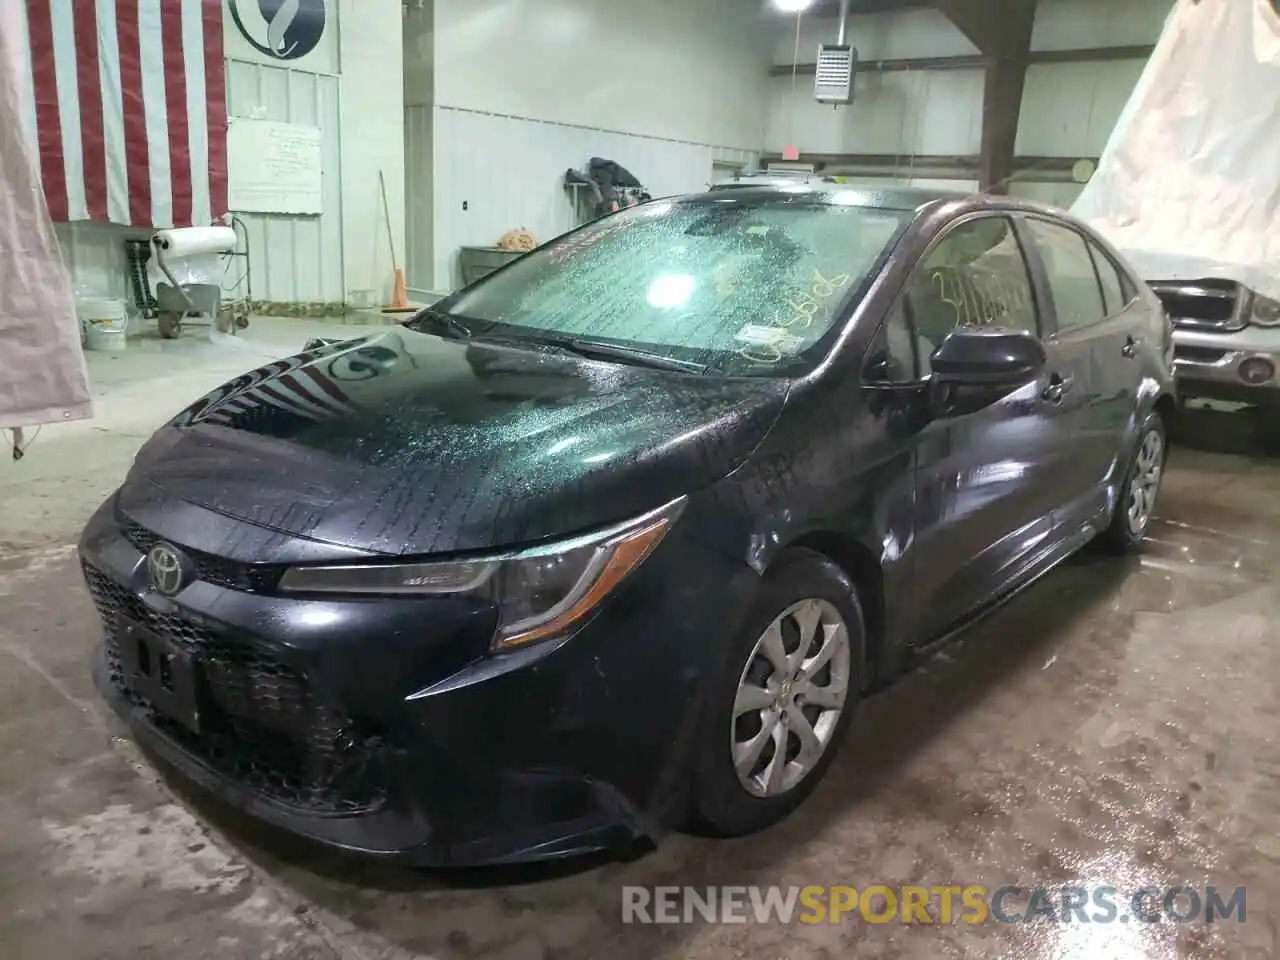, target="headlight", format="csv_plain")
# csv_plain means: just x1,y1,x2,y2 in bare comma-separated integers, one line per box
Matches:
1253,296,1280,327
278,497,686,651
